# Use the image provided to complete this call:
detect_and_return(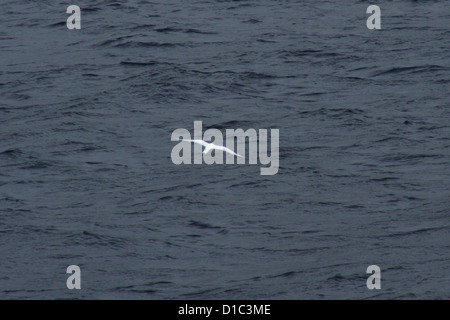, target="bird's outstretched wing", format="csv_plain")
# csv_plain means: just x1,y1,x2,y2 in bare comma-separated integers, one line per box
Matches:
181,139,210,147
214,145,243,158
203,144,214,155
